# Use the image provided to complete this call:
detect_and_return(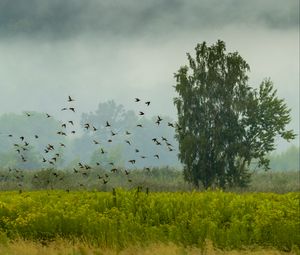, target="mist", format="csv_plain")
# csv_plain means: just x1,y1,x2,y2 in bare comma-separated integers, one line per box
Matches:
0,0,299,153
